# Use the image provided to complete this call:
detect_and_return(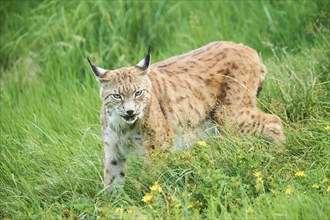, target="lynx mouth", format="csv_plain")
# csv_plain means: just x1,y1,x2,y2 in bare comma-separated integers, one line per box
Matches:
122,115,138,123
